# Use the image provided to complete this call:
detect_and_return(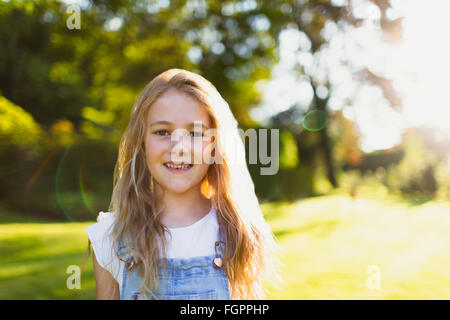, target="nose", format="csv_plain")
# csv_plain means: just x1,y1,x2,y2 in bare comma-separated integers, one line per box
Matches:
170,133,192,163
